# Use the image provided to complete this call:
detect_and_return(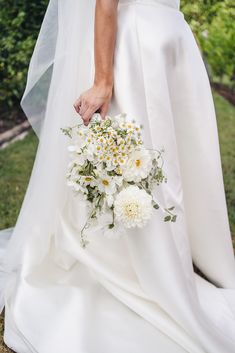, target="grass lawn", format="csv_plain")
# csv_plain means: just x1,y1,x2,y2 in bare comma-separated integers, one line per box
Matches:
215,93,235,237
0,132,38,230
0,92,234,352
